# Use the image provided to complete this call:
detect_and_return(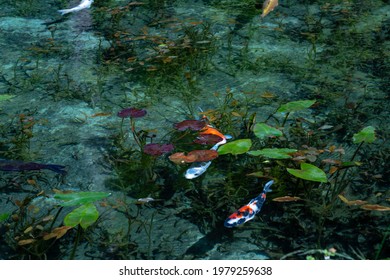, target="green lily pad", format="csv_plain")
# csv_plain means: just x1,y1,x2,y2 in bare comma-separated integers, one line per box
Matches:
253,123,283,139
277,100,316,113
248,148,297,159
218,139,252,155
352,126,376,144
287,163,328,183
54,191,111,207
64,203,99,229
0,94,15,102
